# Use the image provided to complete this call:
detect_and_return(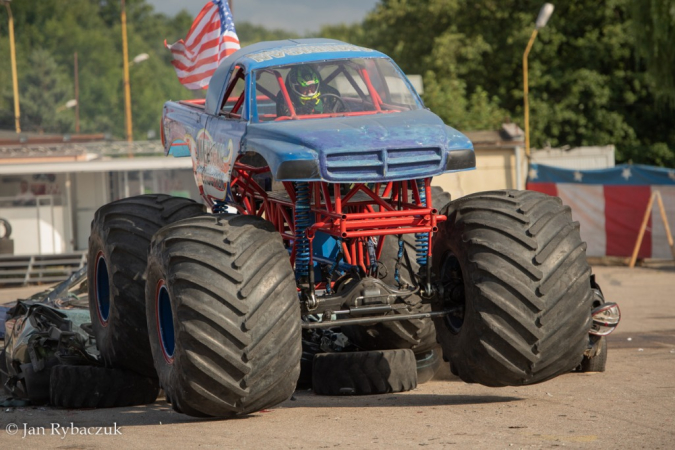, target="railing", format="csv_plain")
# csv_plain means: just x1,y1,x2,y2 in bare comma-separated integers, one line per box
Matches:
0,252,87,286
0,140,165,158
